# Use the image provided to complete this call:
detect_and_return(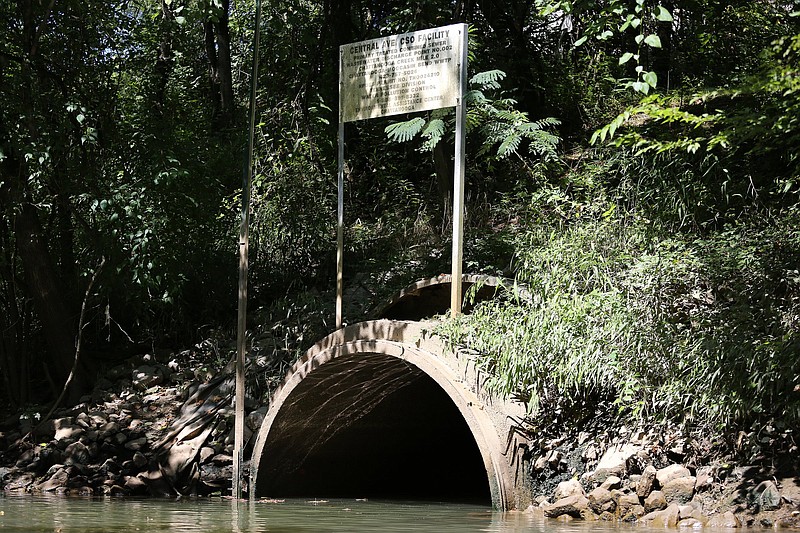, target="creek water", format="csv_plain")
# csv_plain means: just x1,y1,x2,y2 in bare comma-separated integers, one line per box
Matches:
0,495,634,532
